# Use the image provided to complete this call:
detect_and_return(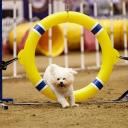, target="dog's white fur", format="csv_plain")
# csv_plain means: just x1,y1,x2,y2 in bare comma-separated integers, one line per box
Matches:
43,64,79,108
